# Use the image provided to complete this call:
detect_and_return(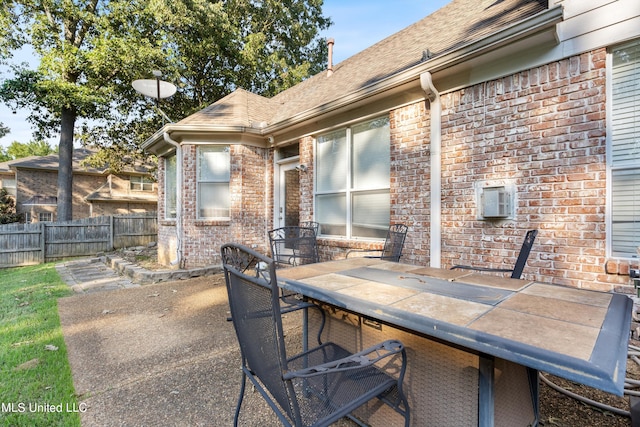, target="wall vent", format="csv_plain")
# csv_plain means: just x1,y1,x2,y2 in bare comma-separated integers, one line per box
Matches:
481,187,512,218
